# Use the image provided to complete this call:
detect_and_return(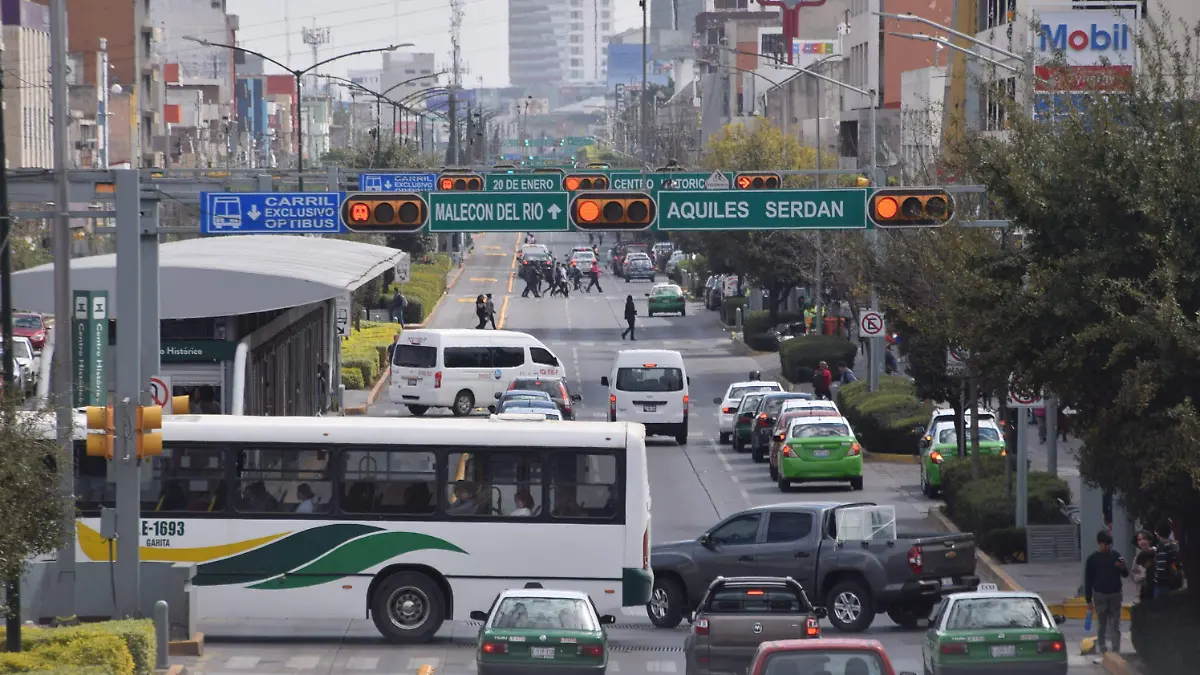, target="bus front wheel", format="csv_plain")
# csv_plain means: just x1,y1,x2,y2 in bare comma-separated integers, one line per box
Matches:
371,571,446,644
